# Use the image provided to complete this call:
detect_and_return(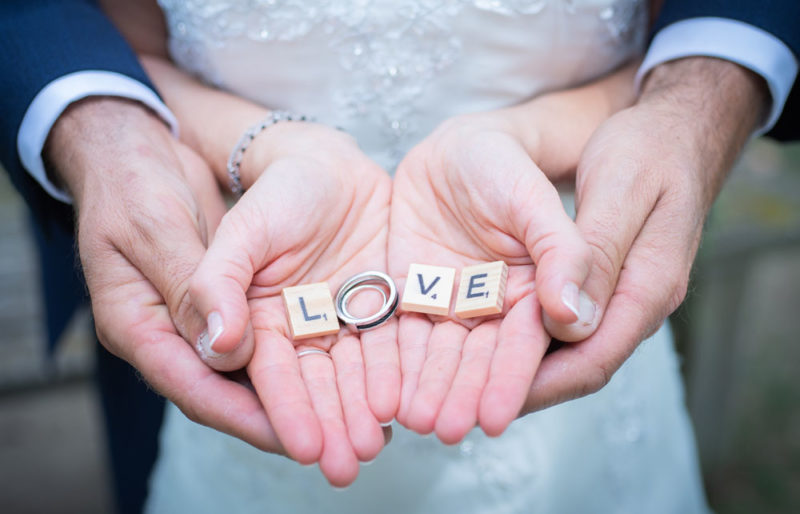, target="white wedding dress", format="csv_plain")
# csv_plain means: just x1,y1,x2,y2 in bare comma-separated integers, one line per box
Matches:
147,1,710,512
